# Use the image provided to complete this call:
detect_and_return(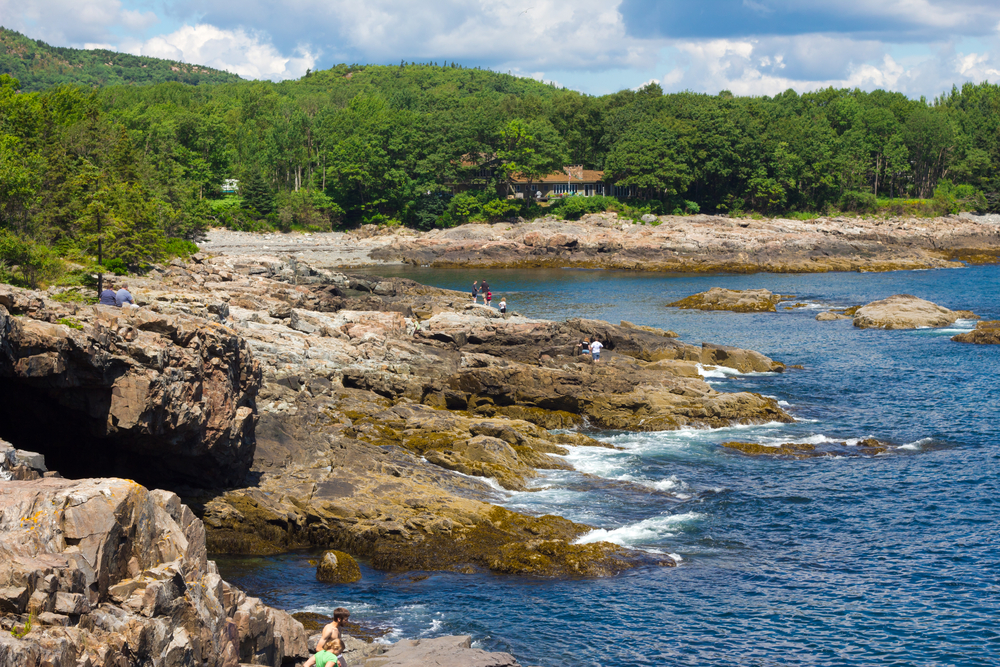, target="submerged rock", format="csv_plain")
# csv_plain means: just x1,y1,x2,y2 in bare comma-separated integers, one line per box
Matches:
316,550,362,583
952,320,1000,344
668,287,787,312
852,294,976,329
